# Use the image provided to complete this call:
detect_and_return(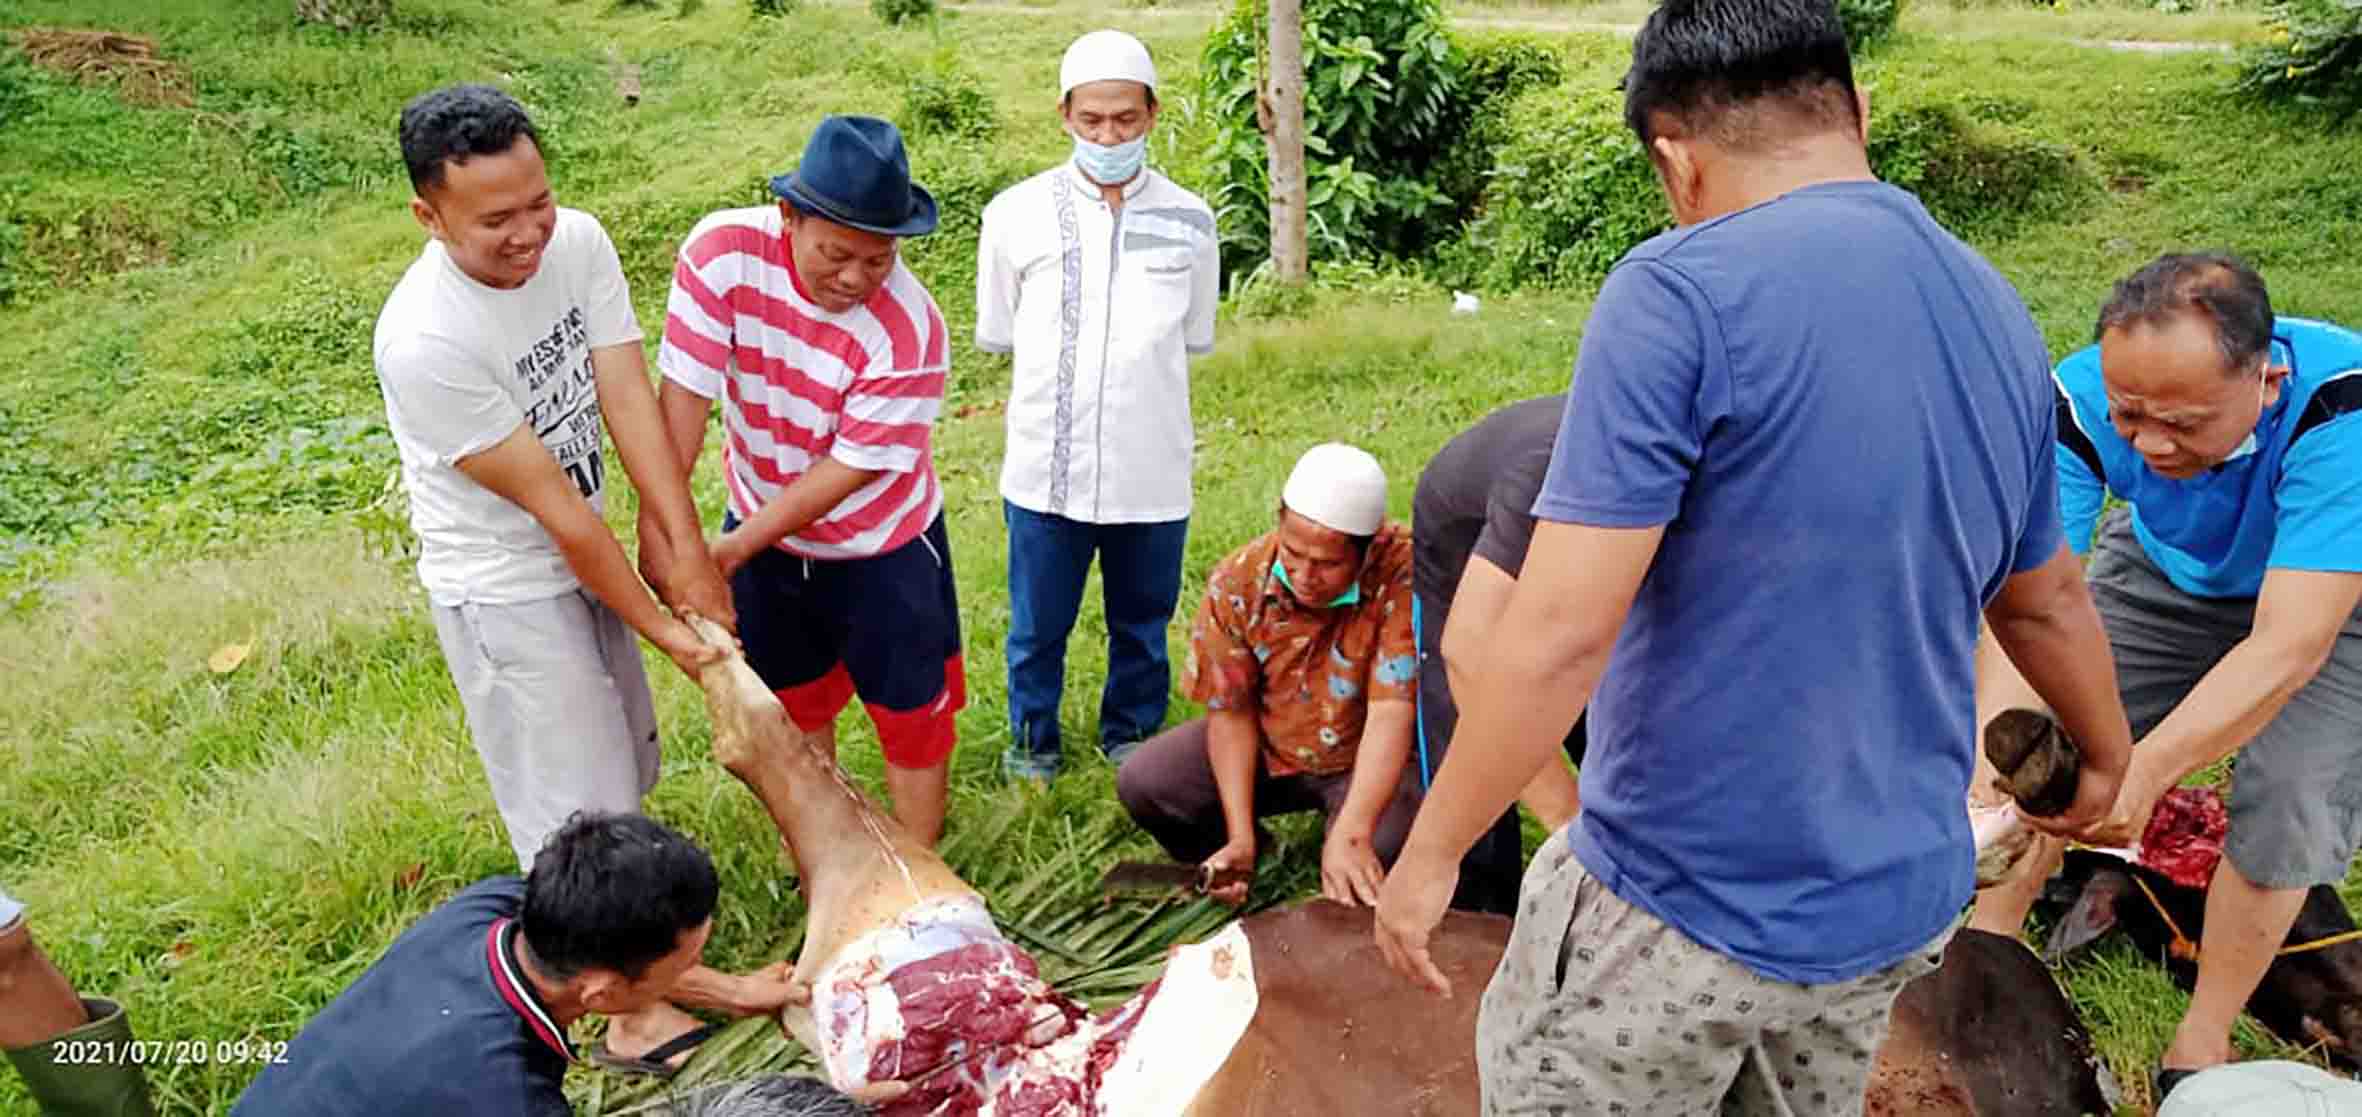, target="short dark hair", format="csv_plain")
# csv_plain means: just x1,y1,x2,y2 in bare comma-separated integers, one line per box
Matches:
676,1075,871,1117
398,83,542,194
2094,252,2276,376
1621,0,1860,150
521,812,720,981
